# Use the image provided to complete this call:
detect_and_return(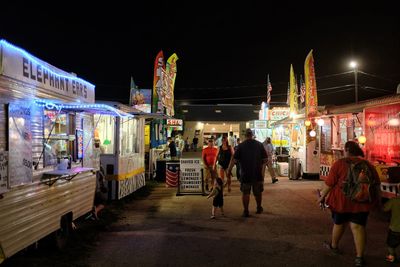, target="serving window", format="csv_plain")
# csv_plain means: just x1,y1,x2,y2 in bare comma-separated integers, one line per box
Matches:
120,118,138,156
94,115,115,154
